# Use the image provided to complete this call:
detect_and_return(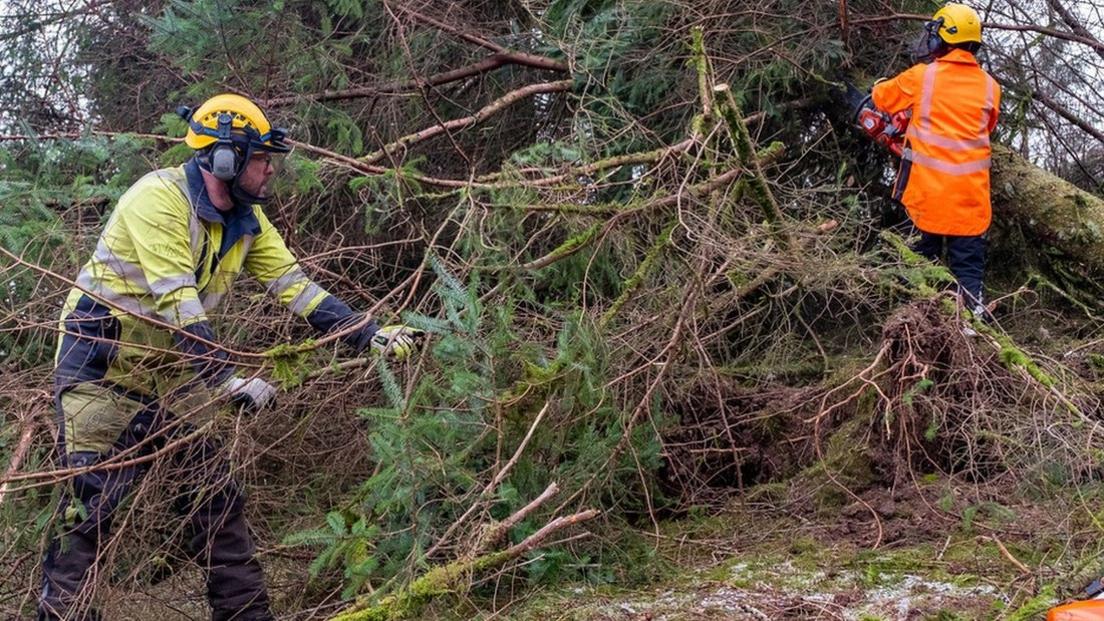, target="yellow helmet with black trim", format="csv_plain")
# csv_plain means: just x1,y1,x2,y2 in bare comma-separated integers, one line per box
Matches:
932,3,982,45
179,93,290,153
